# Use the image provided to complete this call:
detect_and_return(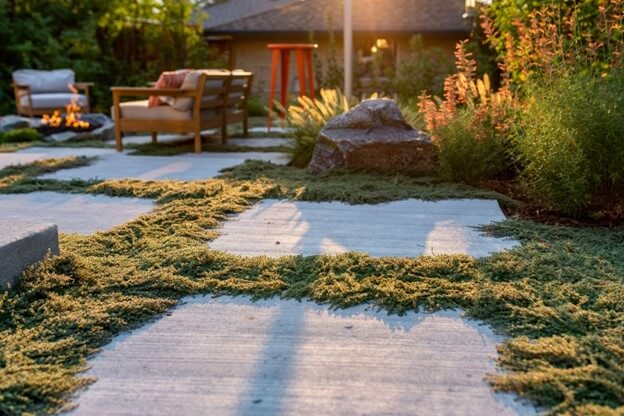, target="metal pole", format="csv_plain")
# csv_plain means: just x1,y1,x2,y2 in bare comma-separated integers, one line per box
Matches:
343,0,353,99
